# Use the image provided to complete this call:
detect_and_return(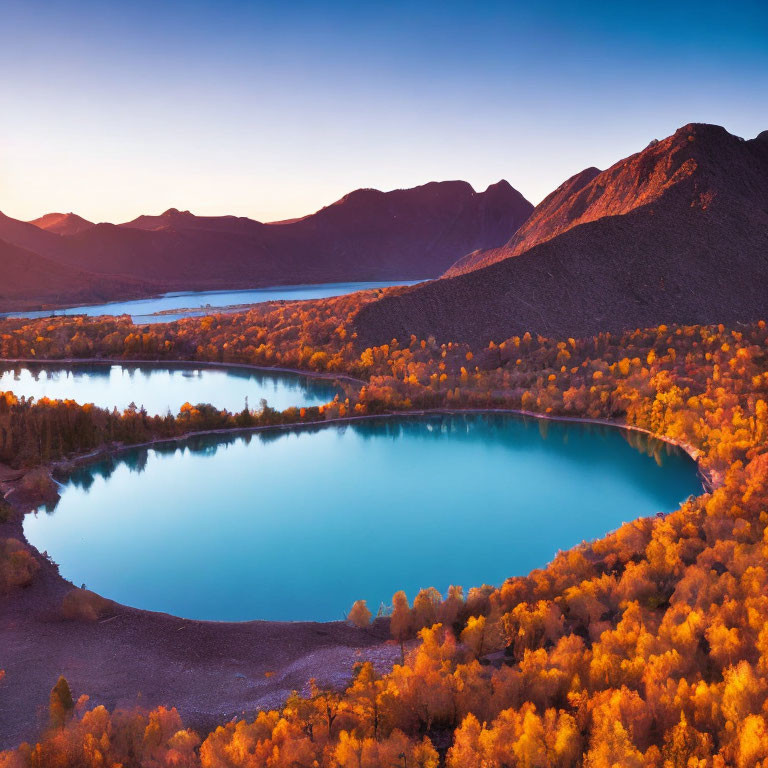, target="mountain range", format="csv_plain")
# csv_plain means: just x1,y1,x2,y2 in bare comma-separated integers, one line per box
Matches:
355,123,768,346
3,122,766,346
0,181,533,312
